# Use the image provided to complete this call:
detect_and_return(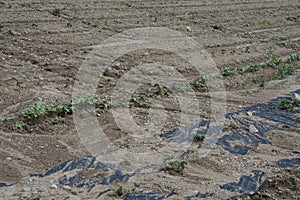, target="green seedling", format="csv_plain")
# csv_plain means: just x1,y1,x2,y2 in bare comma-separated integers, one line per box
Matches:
154,83,170,97
192,133,205,142
21,99,46,119
295,117,300,123
229,121,238,130
0,117,11,122
48,104,73,116
52,8,61,16
112,186,123,196
30,194,43,200
31,24,38,29
0,24,3,31
220,67,235,76
15,123,23,130
160,156,187,175
192,77,207,92
276,64,295,79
